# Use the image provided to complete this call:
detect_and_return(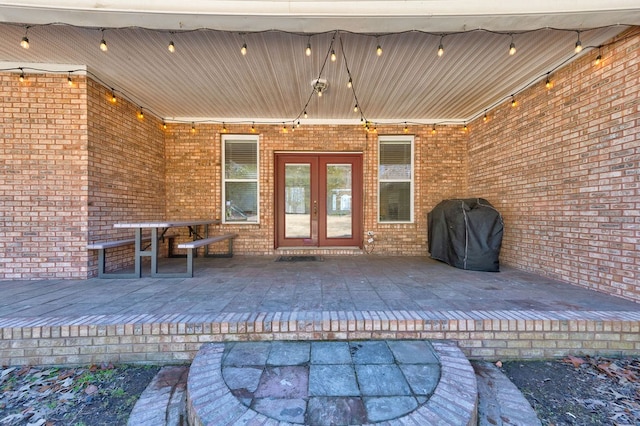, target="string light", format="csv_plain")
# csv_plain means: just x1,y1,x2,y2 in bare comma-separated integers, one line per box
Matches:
251,122,256,132
222,123,227,133
241,42,247,56
511,95,517,107
67,73,73,86
191,122,196,132
545,73,552,89
483,111,488,122
347,77,352,88
305,38,311,56
353,104,358,112
296,120,301,128
403,123,409,133
303,110,308,119
331,49,336,62
376,38,383,56
574,31,582,53
437,36,444,57
20,27,29,49
19,68,25,83
168,40,175,53
509,34,516,55
138,108,144,119
162,121,167,130
595,47,602,65
431,124,436,134
99,29,108,52
110,90,116,103
464,123,468,132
